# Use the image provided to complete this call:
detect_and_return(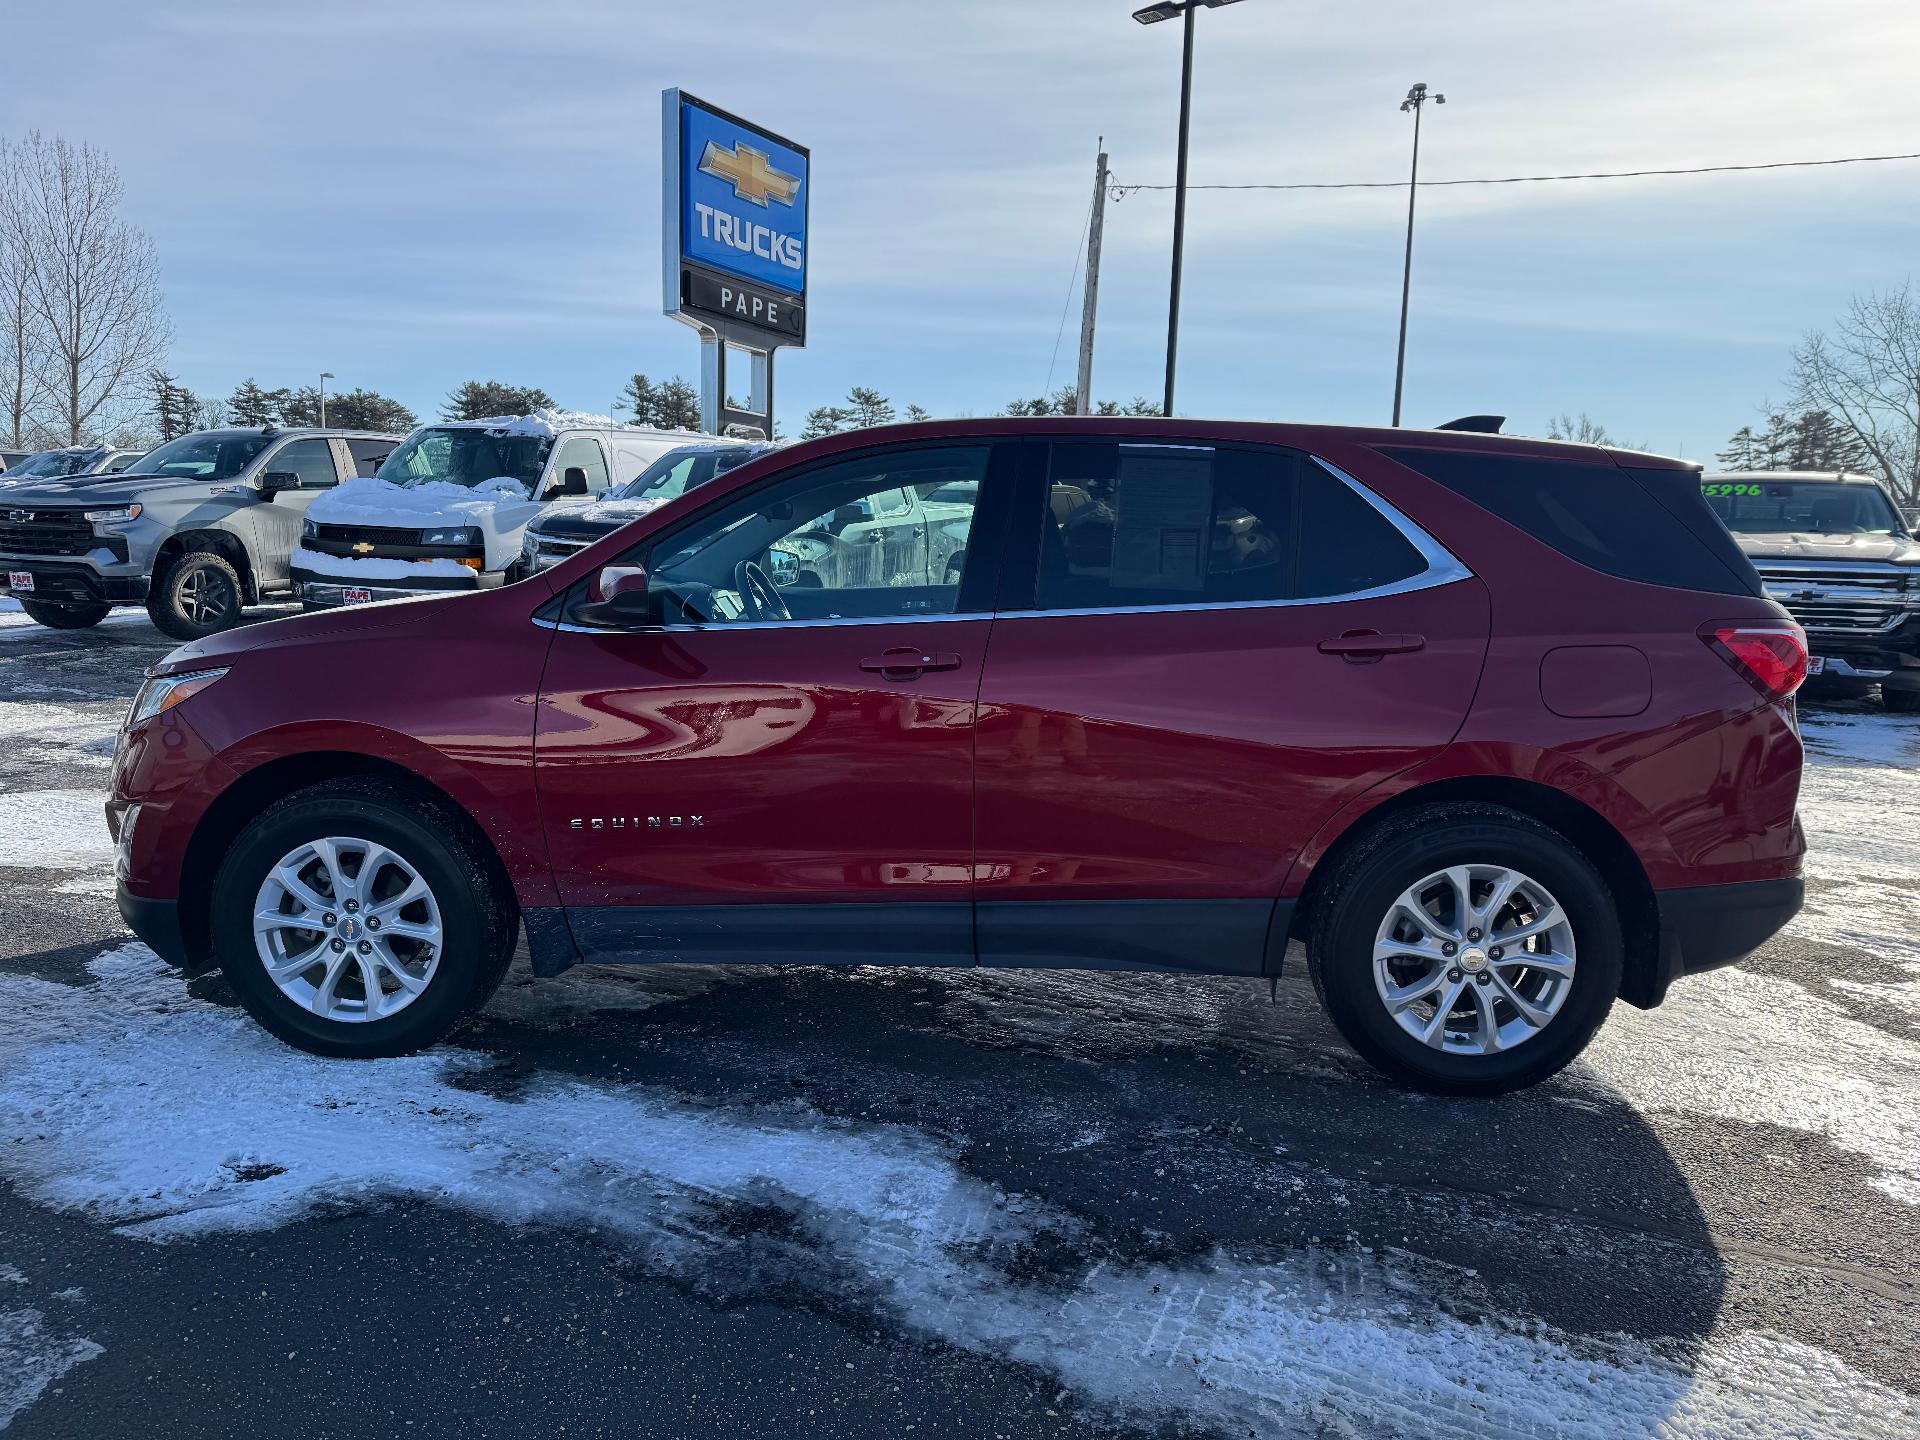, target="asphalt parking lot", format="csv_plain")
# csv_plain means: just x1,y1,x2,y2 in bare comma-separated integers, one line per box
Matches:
2,602,1916,1439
